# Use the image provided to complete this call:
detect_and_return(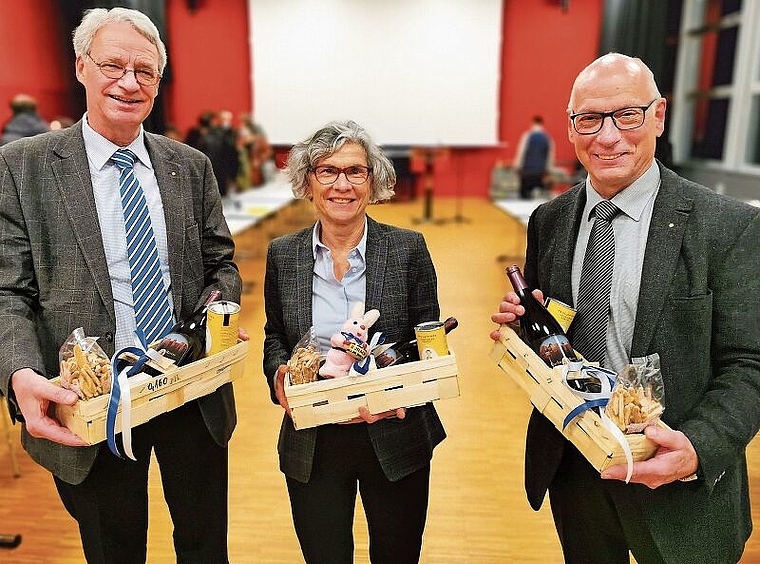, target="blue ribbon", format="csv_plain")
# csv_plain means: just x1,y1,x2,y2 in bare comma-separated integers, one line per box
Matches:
561,364,617,430
106,346,153,458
